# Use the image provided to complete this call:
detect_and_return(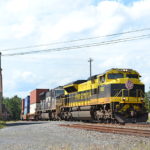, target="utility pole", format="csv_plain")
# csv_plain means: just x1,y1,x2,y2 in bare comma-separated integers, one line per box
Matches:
88,58,93,79
0,52,2,119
